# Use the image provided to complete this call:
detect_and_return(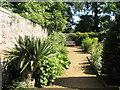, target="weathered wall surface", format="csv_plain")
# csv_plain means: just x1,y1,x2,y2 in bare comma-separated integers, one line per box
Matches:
0,7,48,88
0,7,48,61
0,7,47,89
